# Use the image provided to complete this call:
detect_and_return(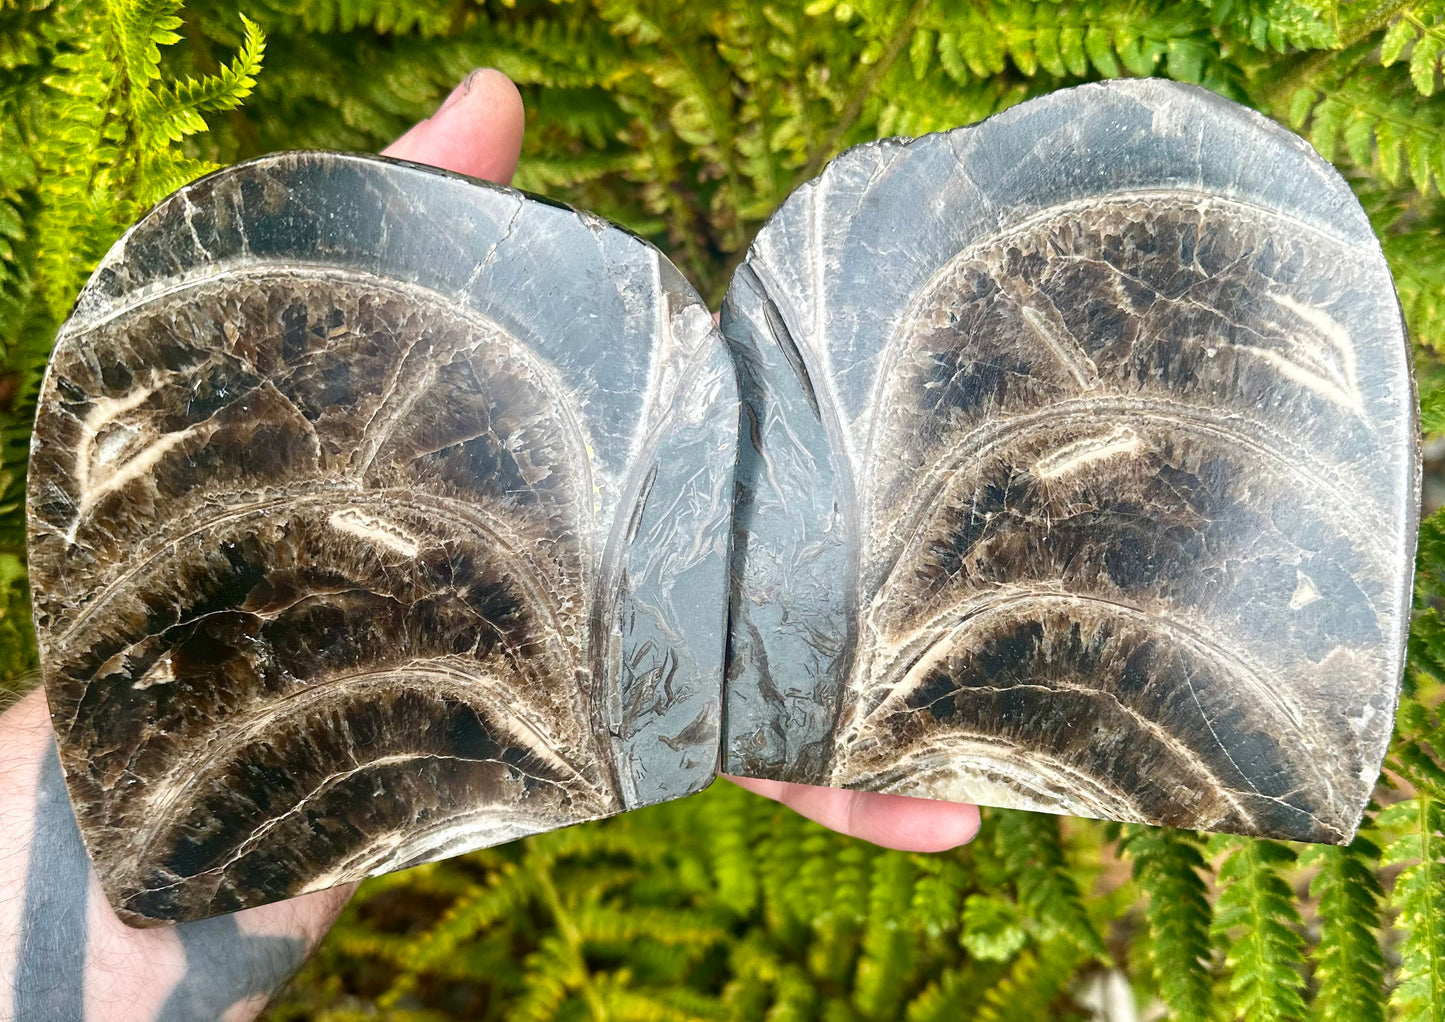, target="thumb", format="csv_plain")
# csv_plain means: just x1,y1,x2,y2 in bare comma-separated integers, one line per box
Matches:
382,68,525,185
